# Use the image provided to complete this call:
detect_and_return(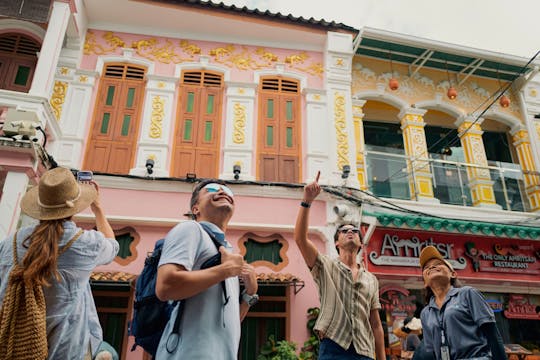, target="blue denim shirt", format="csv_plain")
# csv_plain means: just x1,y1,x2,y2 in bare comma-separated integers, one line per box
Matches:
421,286,495,360
0,221,119,360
